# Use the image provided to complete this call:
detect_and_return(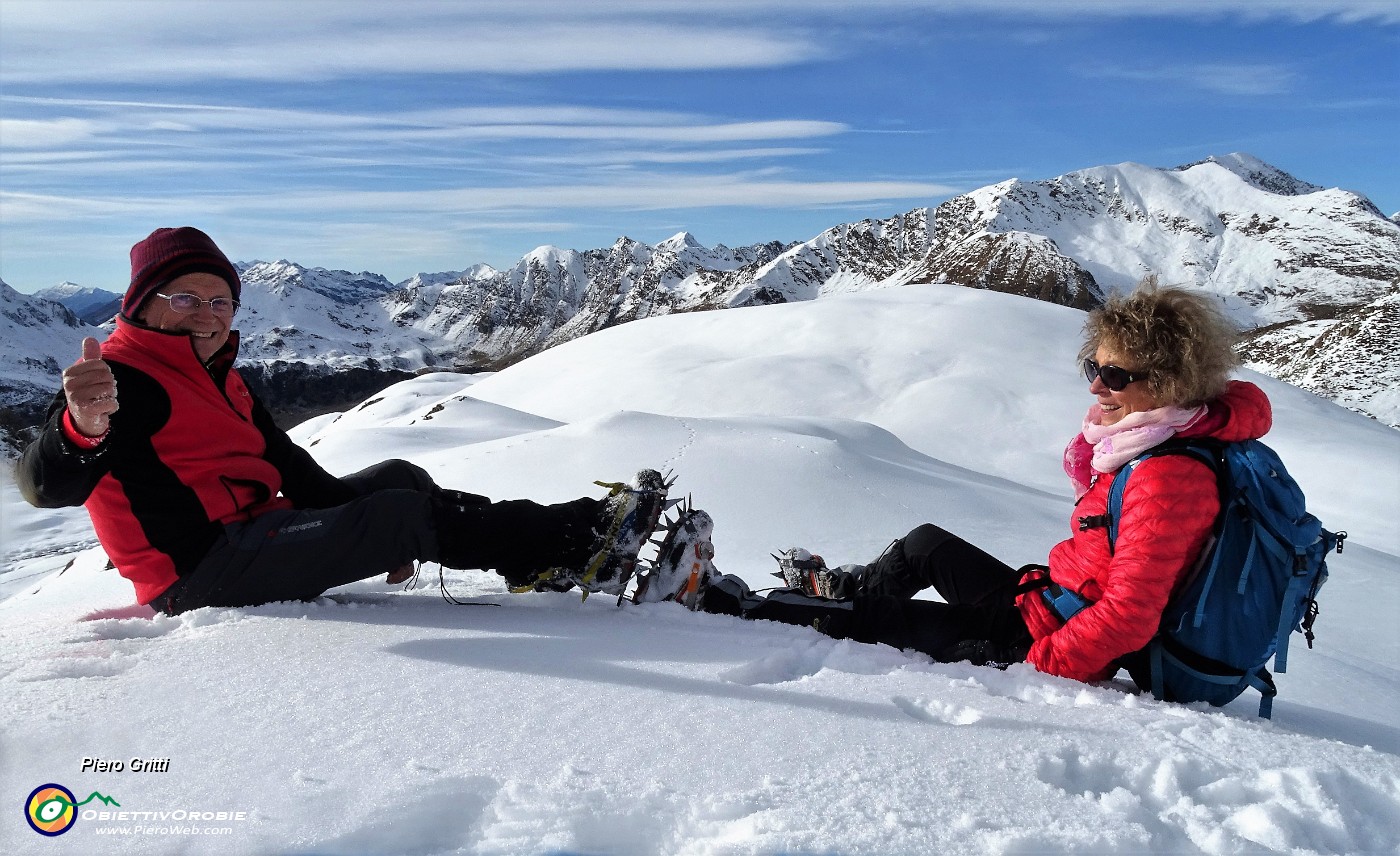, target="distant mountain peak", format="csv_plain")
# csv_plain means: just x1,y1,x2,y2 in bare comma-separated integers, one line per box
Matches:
656,231,704,253
524,244,577,265
32,282,123,325
241,260,397,304
35,281,88,298
1174,153,1326,197
397,266,498,291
